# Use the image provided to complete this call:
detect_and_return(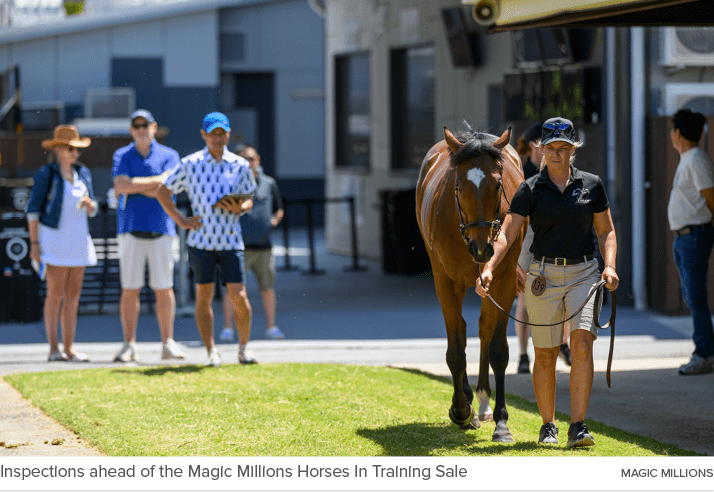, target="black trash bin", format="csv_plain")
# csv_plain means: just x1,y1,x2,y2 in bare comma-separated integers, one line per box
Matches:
380,189,431,274
0,212,41,323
